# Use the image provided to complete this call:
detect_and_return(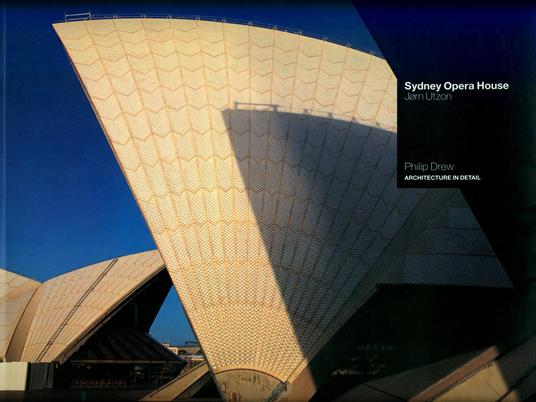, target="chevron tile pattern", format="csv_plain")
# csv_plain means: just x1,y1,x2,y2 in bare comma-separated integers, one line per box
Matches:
53,18,507,387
